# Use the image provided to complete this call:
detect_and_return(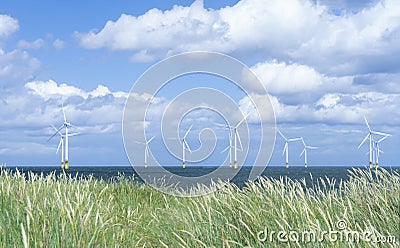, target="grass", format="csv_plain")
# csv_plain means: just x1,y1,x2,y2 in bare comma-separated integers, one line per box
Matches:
0,167,399,247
